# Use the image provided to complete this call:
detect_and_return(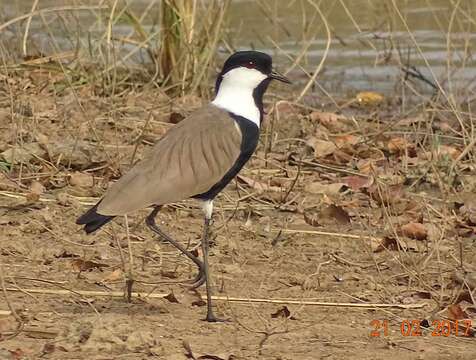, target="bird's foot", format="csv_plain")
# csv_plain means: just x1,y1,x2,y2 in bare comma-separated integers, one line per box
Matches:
204,311,228,323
